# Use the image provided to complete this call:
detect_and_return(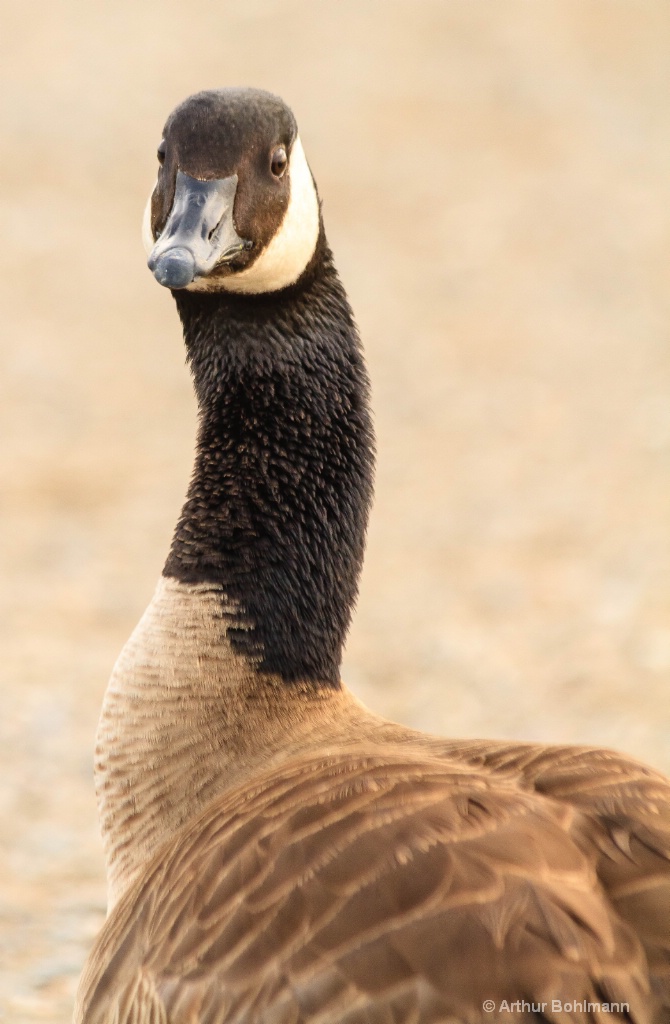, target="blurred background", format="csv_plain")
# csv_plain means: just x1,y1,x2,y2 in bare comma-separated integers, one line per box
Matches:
1,0,669,1018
